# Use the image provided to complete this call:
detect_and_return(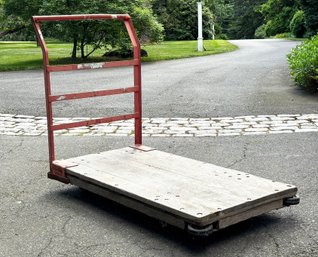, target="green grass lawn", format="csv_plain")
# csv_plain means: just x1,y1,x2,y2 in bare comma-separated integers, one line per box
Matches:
0,40,237,71
142,40,238,62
